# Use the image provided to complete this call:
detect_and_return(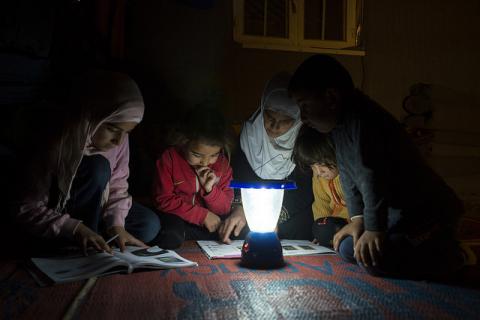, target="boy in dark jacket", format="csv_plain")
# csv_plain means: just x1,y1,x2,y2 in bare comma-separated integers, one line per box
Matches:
289,54,464,279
